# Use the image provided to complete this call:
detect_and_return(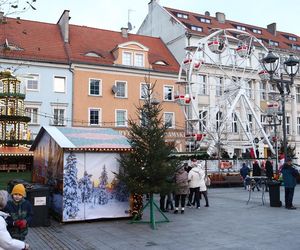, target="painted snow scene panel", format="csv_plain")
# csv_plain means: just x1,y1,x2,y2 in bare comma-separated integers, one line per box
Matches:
63,151,130,222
